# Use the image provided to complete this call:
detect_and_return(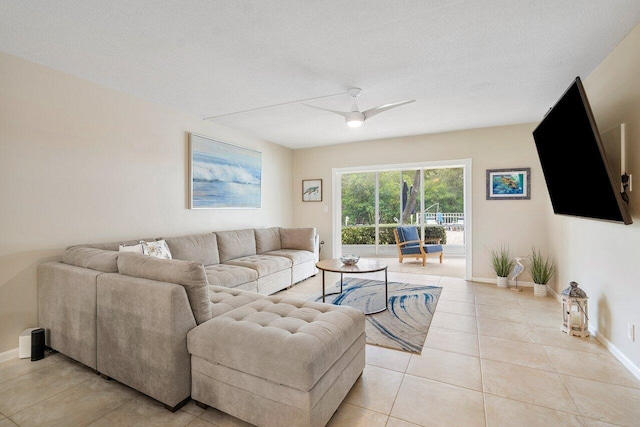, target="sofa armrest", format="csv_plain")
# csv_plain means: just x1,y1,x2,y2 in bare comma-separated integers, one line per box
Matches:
96,273,197,407
38,261,100,370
